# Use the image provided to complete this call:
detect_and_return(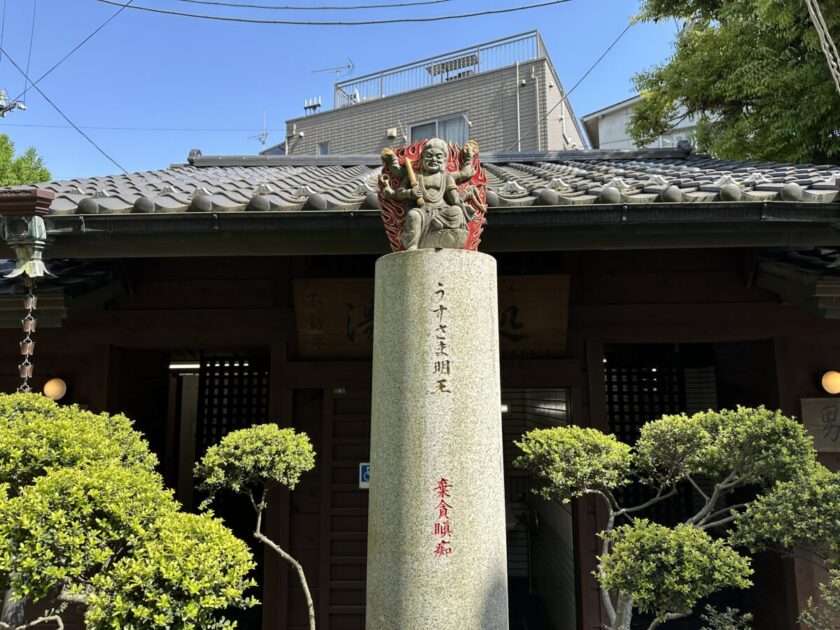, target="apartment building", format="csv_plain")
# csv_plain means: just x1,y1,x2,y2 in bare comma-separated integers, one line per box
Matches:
276,31,586,156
